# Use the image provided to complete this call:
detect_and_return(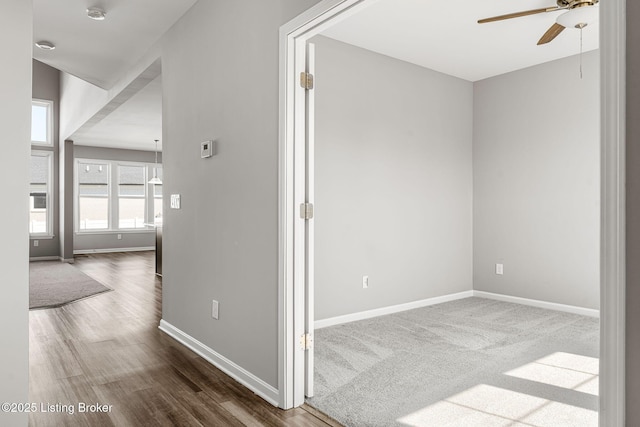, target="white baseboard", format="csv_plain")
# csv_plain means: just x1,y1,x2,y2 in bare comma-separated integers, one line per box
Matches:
30,256,76,263
314,289,599,329
158,320,279,406
314,290,474,329
472,291,600,318
74,246,155,255
29,256,60,262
